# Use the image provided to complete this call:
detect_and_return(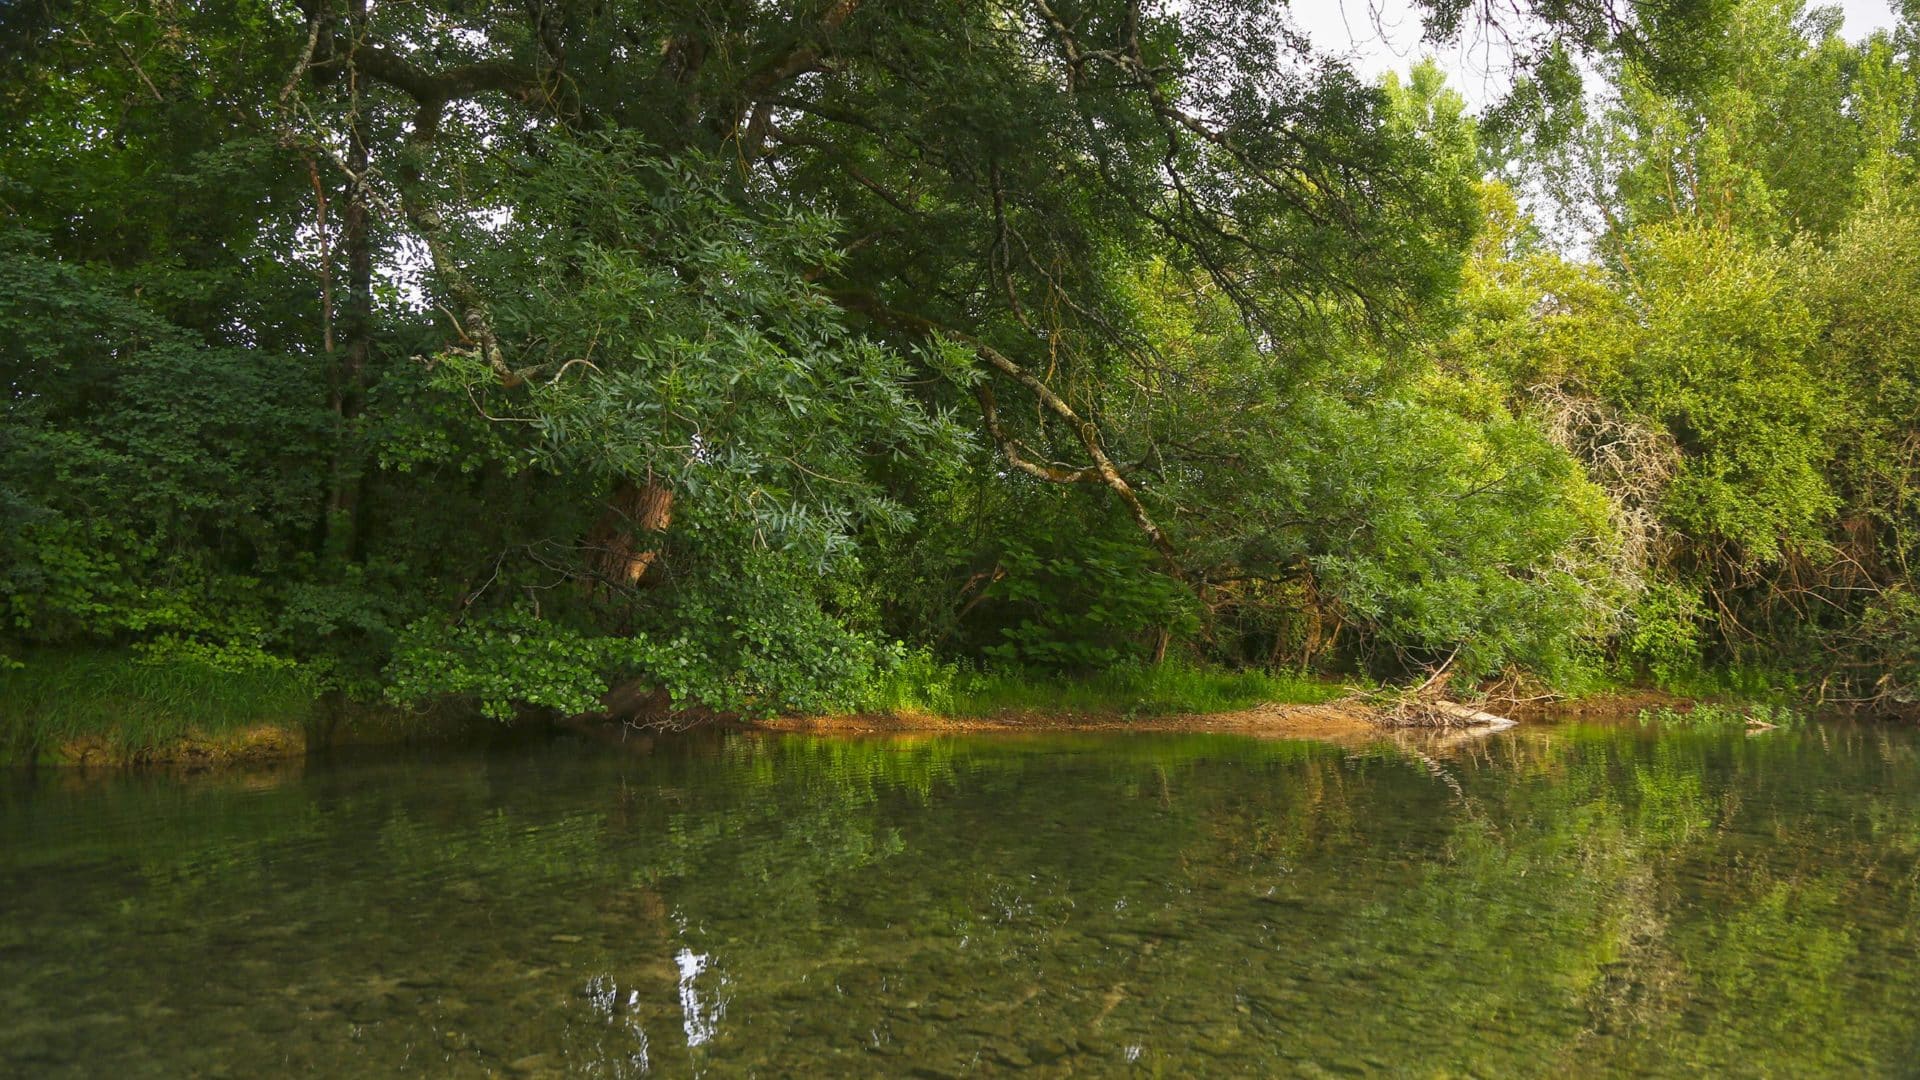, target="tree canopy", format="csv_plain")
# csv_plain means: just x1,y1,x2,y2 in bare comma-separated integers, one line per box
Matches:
4,0,1917,719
